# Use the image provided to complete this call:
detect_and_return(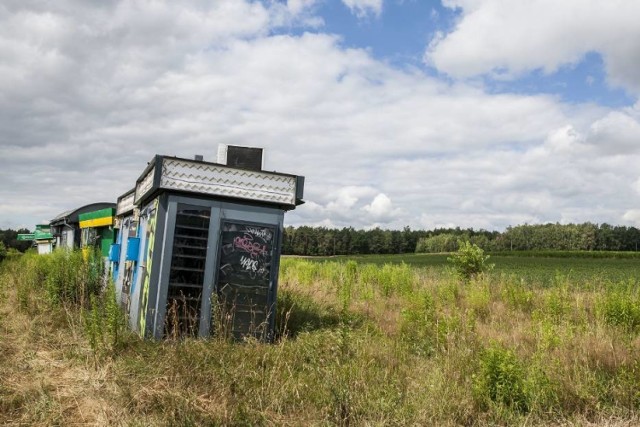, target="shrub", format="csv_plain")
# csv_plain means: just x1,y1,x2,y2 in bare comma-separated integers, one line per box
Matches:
598,289,640,333
83,280,127,360
448,241,494,282
399,292,437,356
474,343,529,413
